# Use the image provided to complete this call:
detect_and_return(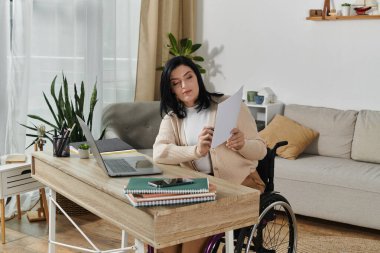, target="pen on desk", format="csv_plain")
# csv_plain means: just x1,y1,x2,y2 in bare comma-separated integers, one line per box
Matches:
59,123,66,137
57,123,76,156
56,129,65,156
53,129,58,155
63,124,75,156
65,123,75,145
56,124,67,154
